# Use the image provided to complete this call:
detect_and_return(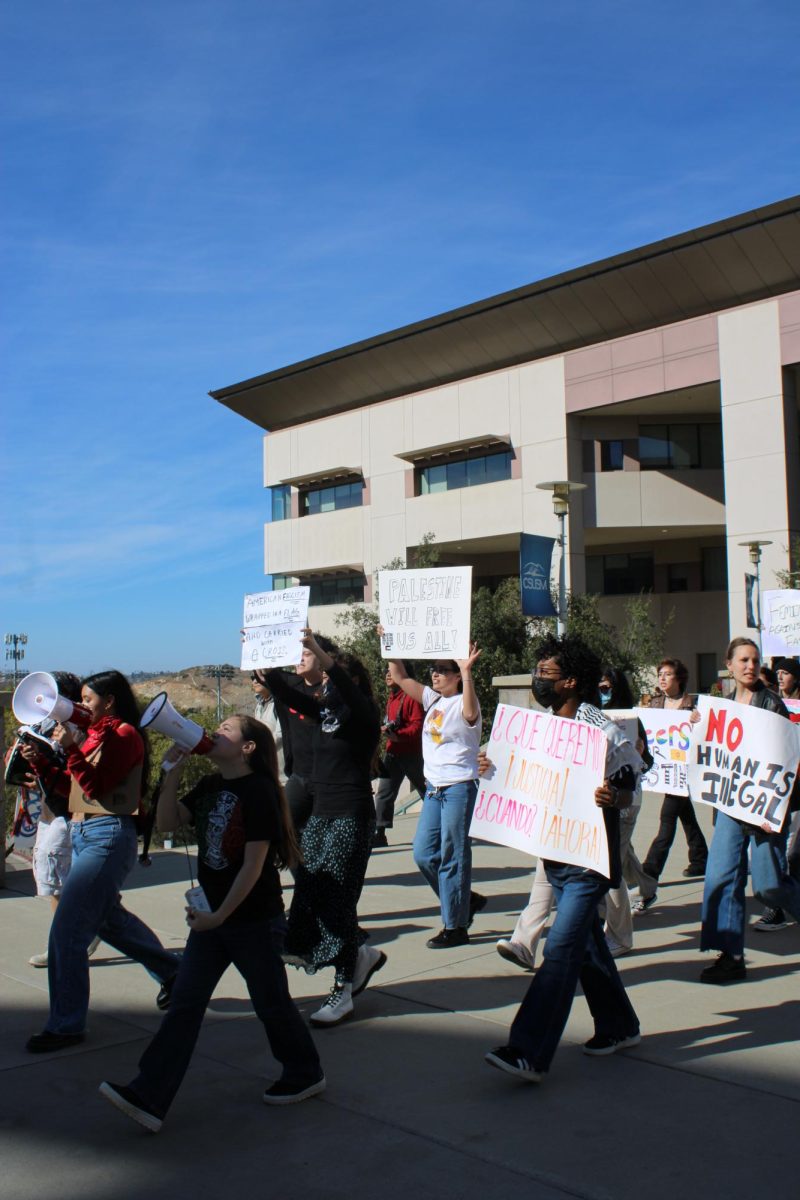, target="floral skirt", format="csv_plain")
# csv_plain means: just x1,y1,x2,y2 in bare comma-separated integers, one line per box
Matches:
285,813,374,983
